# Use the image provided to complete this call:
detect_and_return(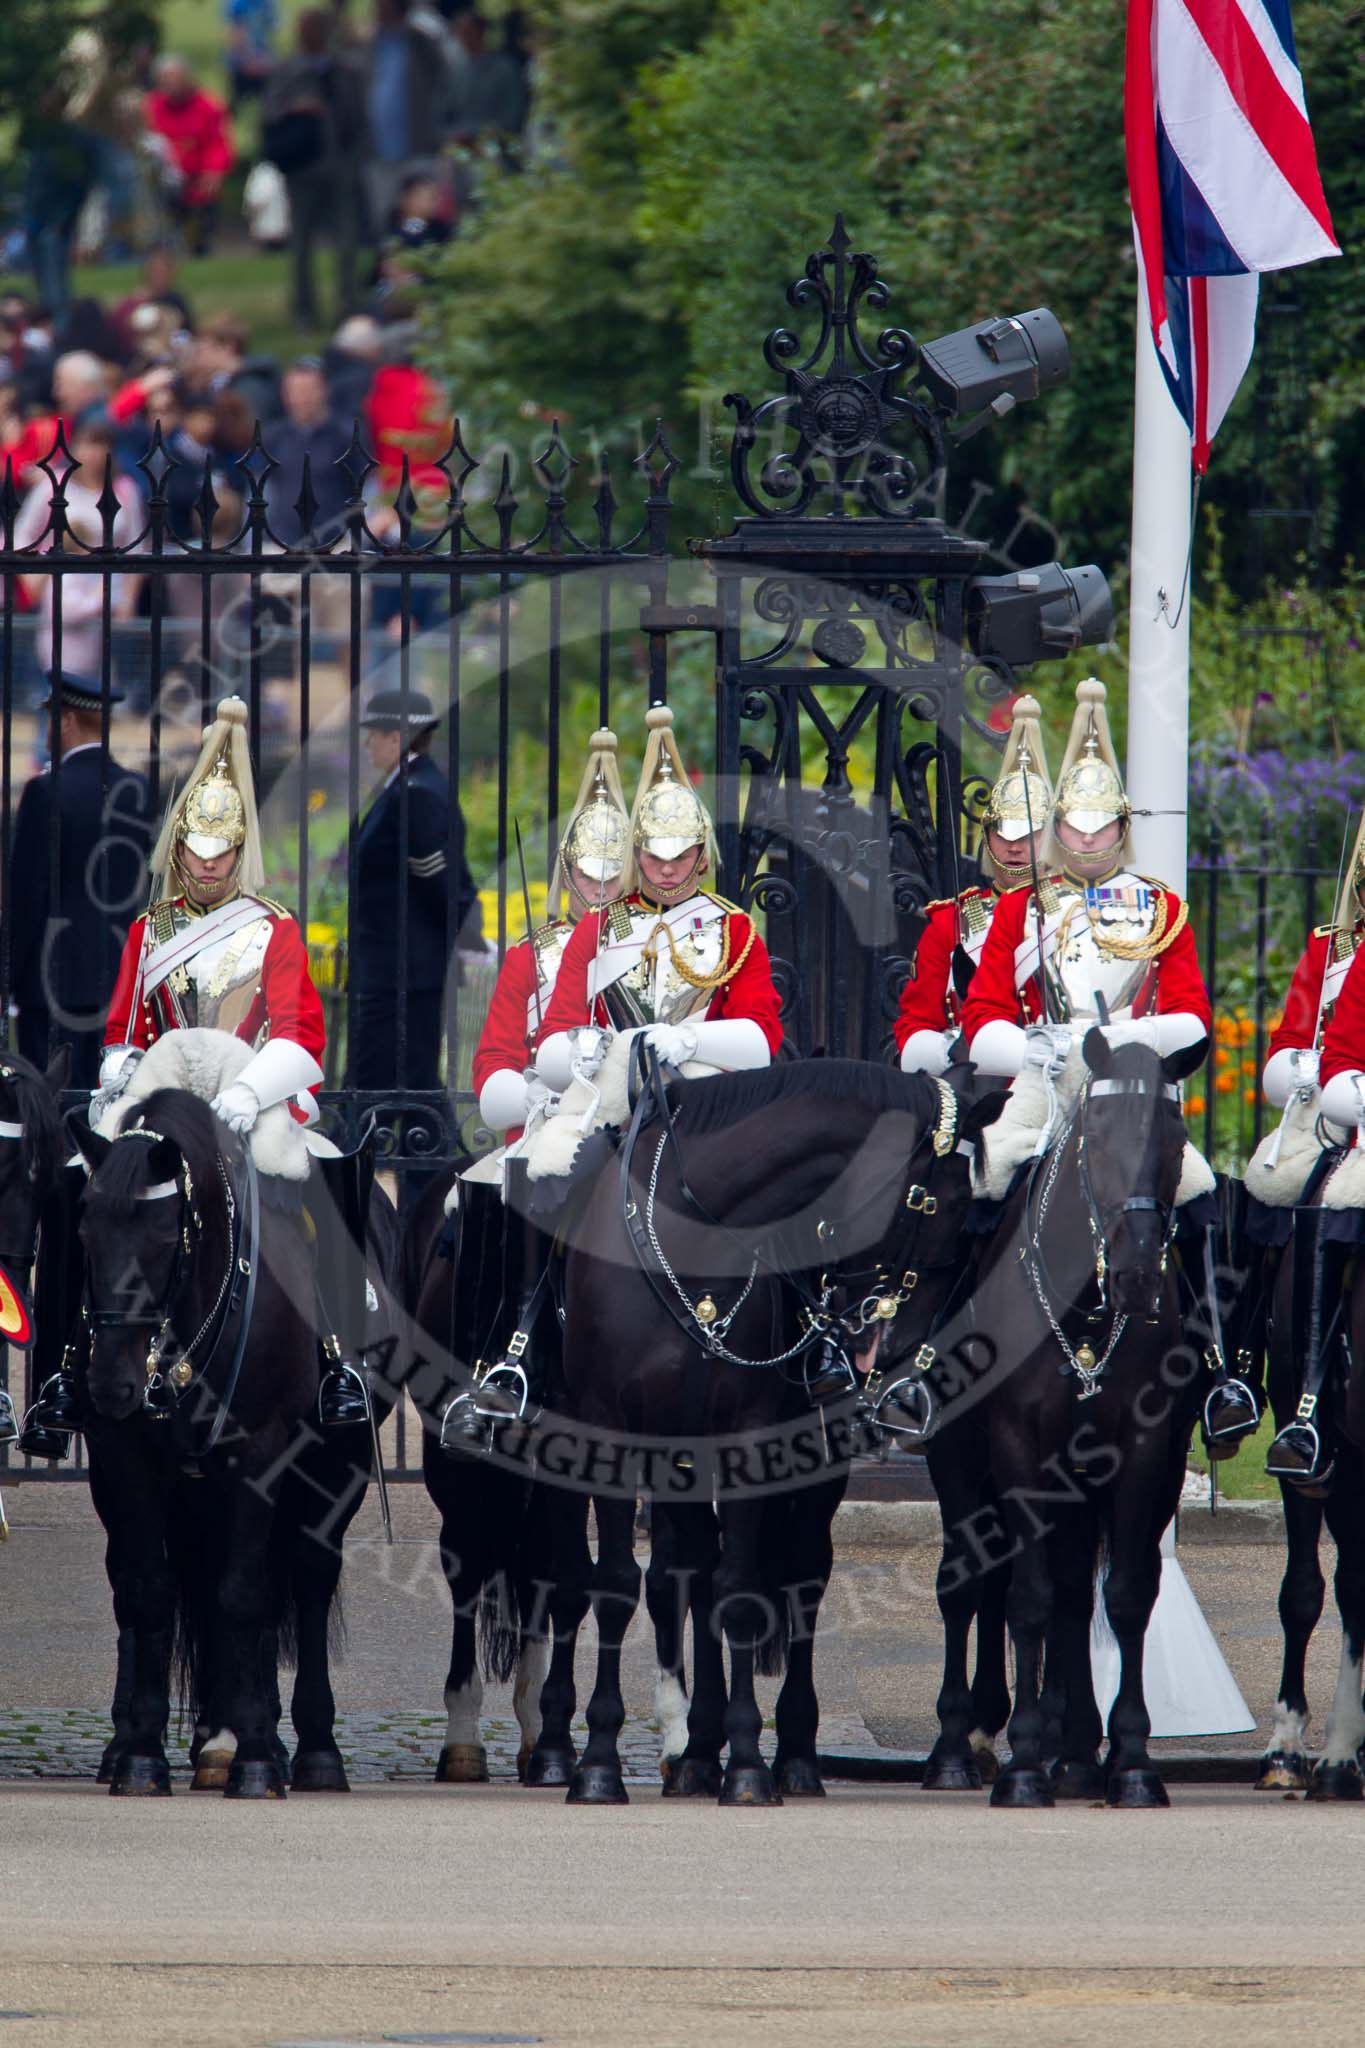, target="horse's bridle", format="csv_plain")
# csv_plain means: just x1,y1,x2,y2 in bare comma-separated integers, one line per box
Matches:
86,1127,260,1447
618,1044,960,1376
1022,1068,1181,1397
